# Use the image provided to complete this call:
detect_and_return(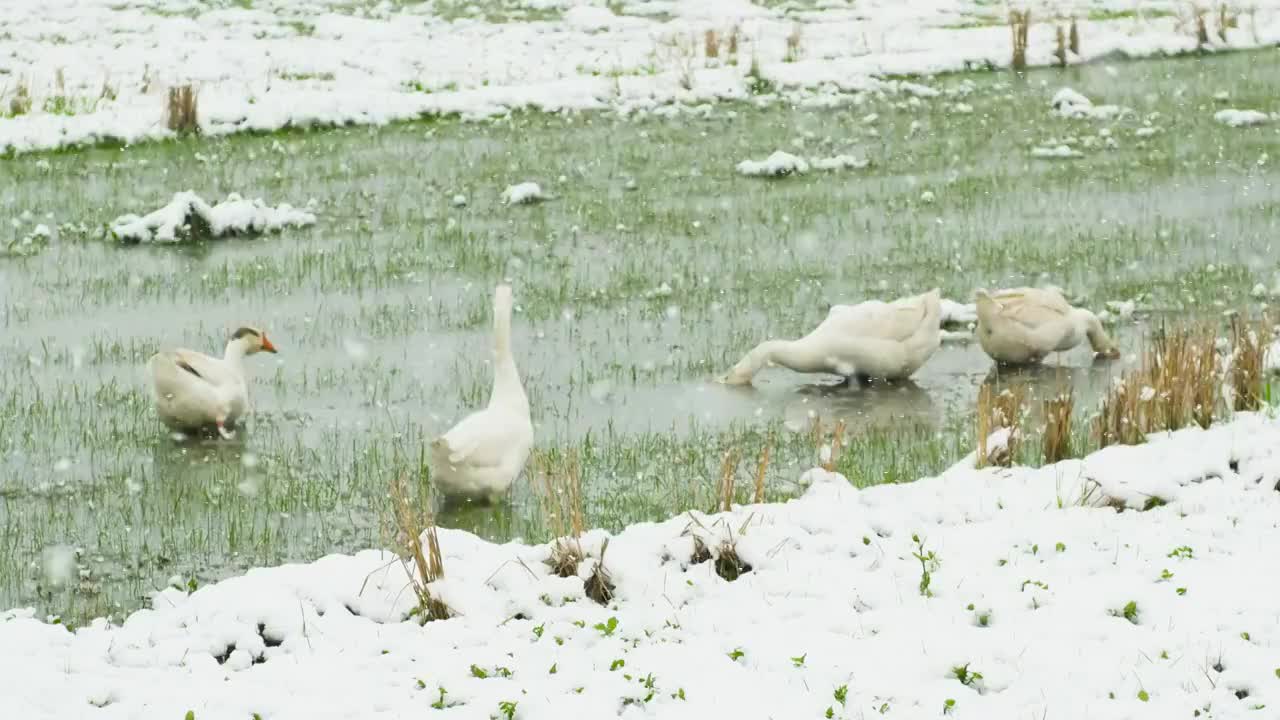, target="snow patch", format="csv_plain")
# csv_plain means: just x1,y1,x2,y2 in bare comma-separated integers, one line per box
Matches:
501,182,547,205
1214,109,1271,127
737,151,869,177
1030,144,1083,159
110,192,316,243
